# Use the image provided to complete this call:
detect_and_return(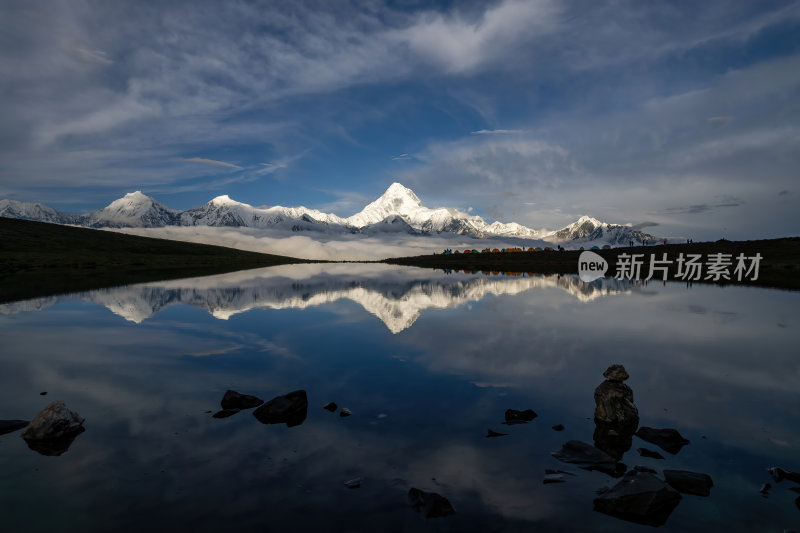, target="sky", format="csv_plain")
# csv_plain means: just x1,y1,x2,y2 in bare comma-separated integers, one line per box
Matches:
1,0,799,240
